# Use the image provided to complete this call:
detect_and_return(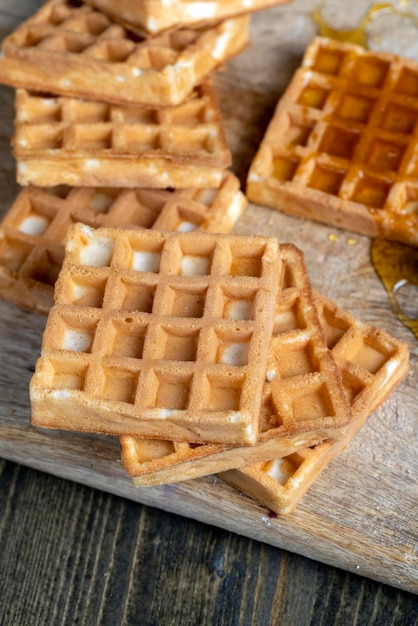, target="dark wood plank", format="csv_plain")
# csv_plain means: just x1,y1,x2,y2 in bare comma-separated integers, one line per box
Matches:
1,459,418,625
